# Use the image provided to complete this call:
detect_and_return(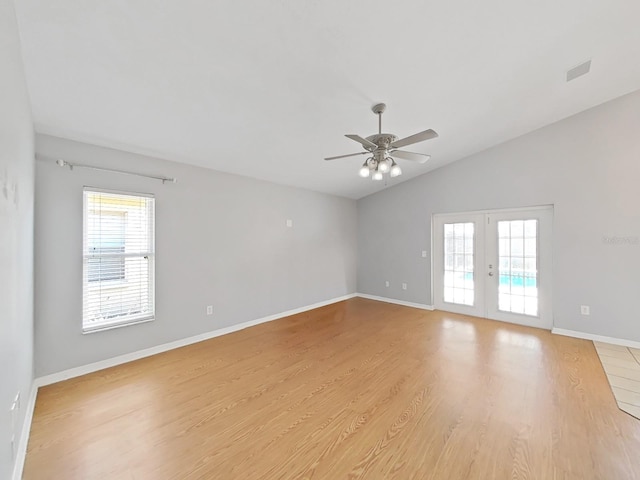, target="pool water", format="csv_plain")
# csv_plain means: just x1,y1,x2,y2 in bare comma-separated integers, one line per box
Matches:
462,272,537,288
499,275,537,288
